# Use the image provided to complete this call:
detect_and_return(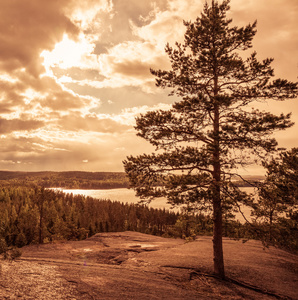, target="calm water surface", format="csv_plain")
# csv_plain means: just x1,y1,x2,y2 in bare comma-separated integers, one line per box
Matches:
58,188,173,210
53,187,255,222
